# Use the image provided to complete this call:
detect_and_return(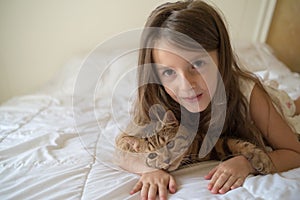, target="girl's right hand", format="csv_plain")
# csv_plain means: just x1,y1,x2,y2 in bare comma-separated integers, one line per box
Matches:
130,169,177,200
